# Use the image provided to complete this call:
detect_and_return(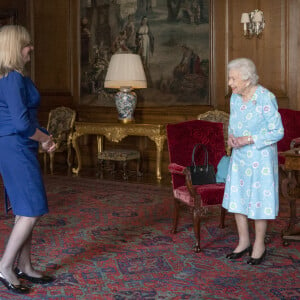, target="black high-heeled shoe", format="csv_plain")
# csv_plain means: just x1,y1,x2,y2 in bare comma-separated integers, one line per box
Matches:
226,245,252,259
0,272,30,294
14,267,54,284
247,249,267,265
